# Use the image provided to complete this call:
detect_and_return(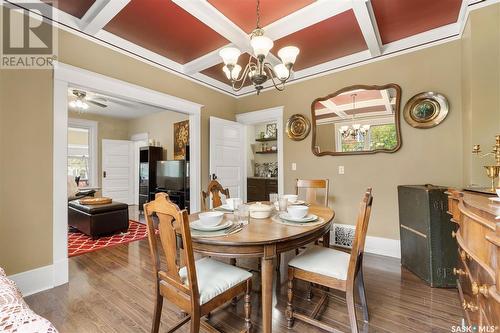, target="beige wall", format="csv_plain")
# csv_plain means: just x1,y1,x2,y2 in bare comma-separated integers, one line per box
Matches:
236,41,464,240
128,110,189,160
0,70,54,273
462,4,500,187
68,111,130,187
